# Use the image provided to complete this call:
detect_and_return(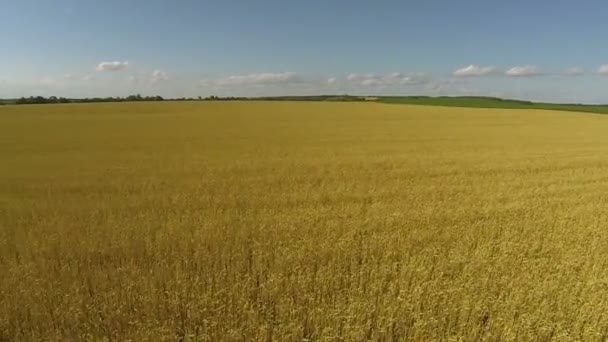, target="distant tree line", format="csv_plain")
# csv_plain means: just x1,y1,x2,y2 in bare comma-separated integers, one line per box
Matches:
9,95,242,105
15,96,72,104
13,94,166,105
2,94,368,105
